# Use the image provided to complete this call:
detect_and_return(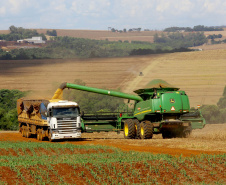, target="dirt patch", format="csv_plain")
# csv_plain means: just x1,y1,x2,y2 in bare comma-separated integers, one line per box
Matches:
1,124,226,157
0,166,21,185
